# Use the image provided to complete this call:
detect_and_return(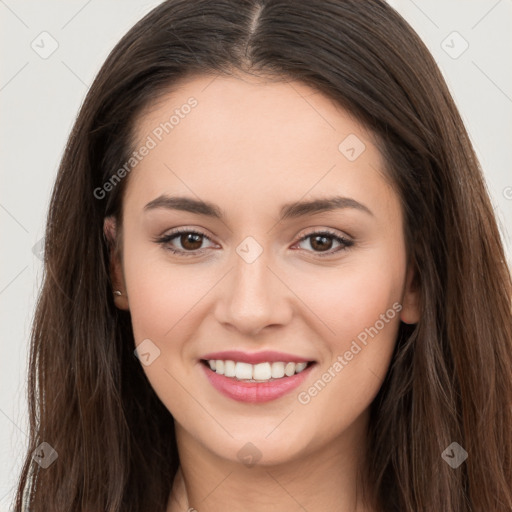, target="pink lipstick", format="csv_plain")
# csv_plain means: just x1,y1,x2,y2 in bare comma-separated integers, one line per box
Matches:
199,358,316,403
